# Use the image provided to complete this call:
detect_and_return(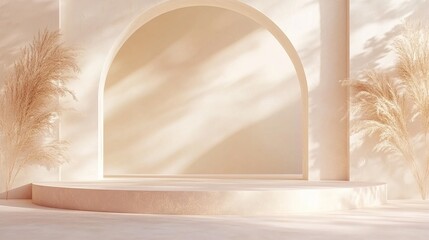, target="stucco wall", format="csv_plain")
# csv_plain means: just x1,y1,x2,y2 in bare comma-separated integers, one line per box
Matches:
350,0,429,199
103,6,303,175
60,0,348,180
0,0,349,198
0,0,59,198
